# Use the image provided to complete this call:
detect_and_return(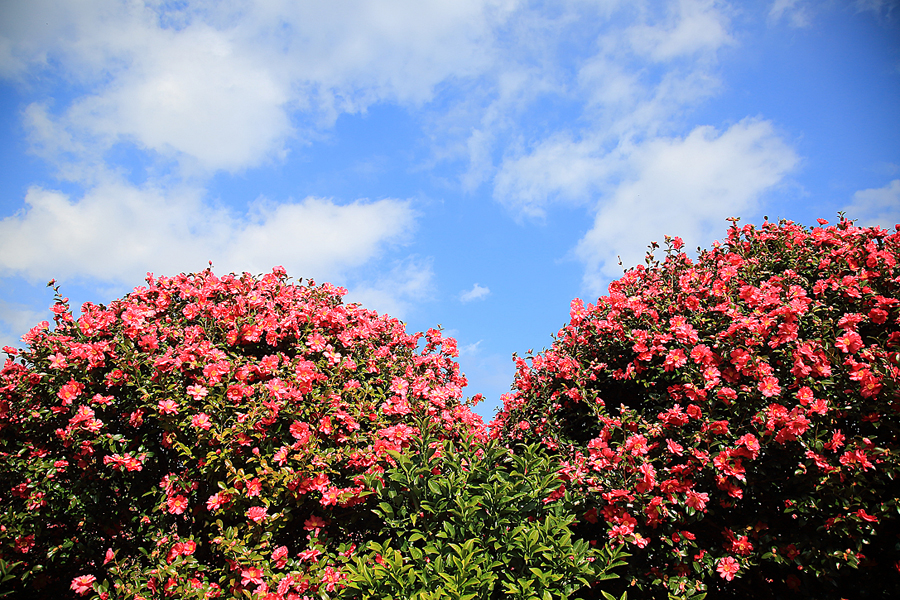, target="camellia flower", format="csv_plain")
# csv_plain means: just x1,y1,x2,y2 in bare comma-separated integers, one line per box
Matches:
157,399,179,415
717,556,740,581
71,575,96,596
247,506,267,523
191,413,212,430
758,376,781,398
166,495,188,515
